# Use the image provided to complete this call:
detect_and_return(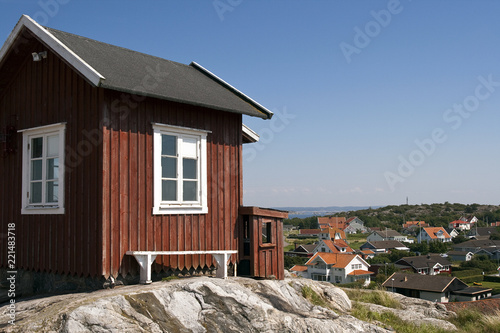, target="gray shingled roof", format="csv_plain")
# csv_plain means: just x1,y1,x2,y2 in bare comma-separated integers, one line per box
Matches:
382,273,467,293
45,27,272,119
362,240,407,249
396,255,451,269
